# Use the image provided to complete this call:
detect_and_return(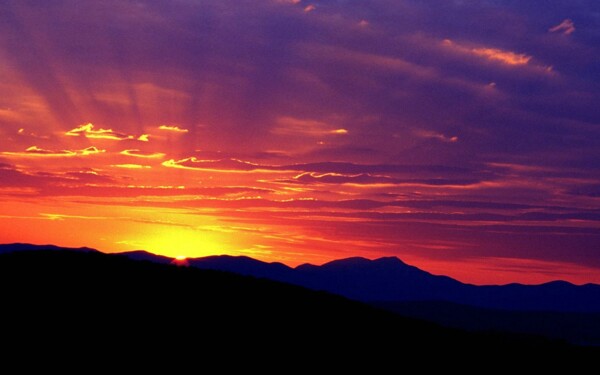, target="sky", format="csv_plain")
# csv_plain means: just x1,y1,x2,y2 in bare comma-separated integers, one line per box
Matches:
1,0,599,285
